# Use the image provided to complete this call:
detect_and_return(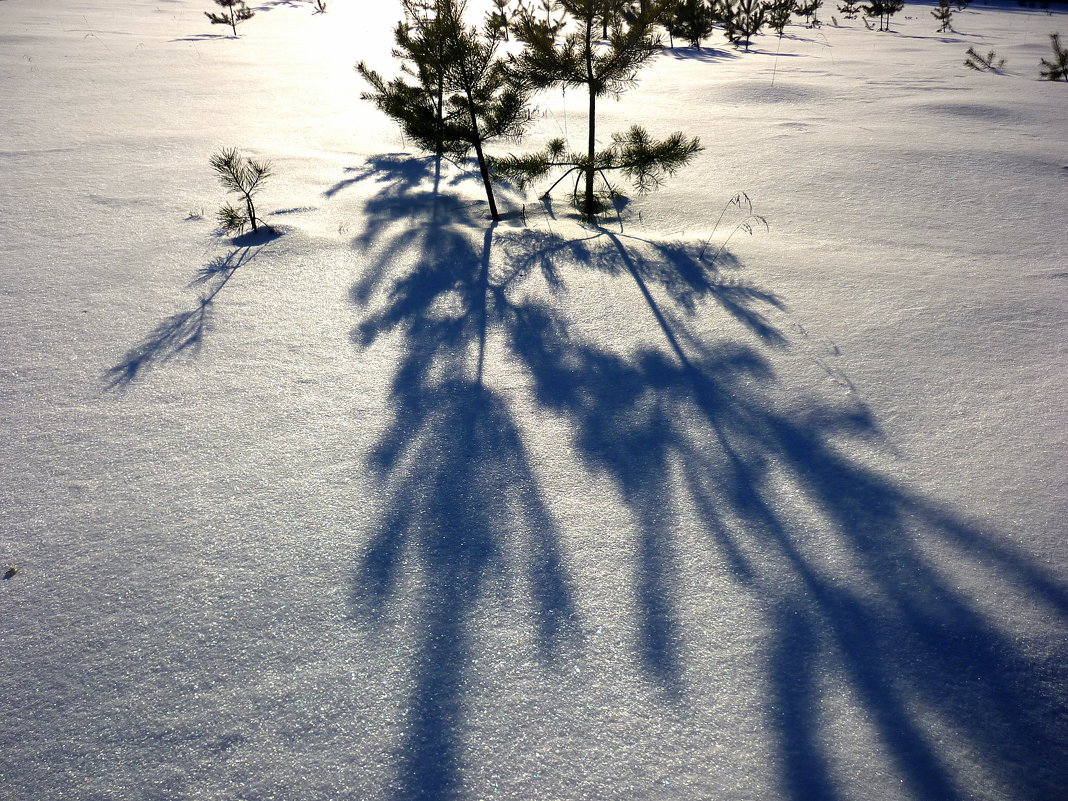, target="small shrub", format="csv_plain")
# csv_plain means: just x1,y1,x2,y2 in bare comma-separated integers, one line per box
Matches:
838,0,861,18
1039,32,1068,81
862,0,903,31
795,0,823,27
205,0,254,36
767,0,797,35
210,148,273,234
964,46,1005,72
932,0,953,33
